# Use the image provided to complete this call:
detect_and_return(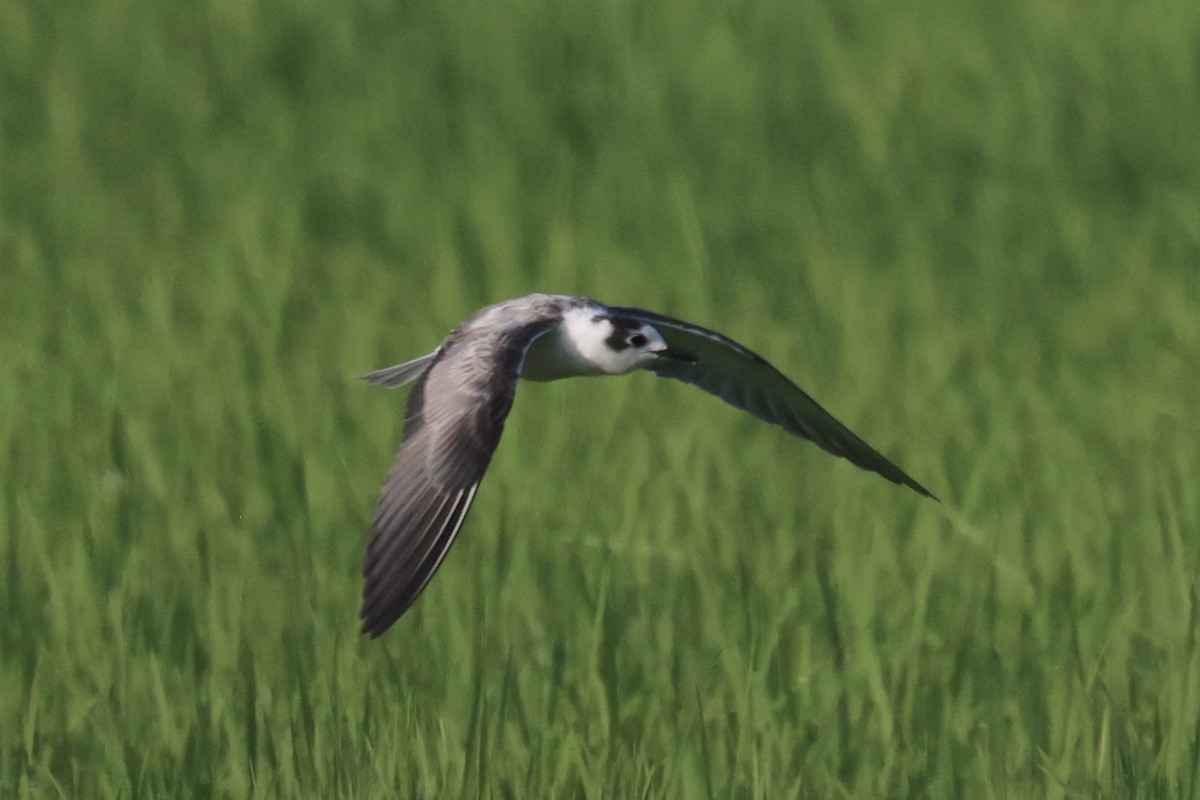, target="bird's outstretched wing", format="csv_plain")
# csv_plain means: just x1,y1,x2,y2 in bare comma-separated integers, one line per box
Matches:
609,306,937,500
360,325,553,637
